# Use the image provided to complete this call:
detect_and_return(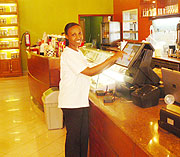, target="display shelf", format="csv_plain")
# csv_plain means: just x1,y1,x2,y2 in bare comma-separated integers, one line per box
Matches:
100,21,120,46
150,13,180,20
0,0,17,3
0,0,21,77
0,48,19,59
123,30,138,33
0,35,18,38
123,9,138,40
140,0,179,18
0,47,18,50
157,0,178,16
123,20,137,23
0,24,17,27
140,0,157,17
0,12,17,15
